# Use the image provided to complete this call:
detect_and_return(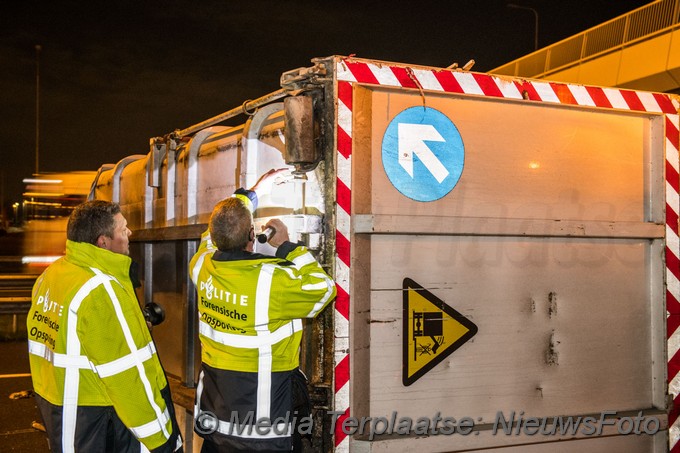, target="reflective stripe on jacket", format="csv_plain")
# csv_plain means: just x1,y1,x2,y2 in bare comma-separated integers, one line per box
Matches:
27,240,179,452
